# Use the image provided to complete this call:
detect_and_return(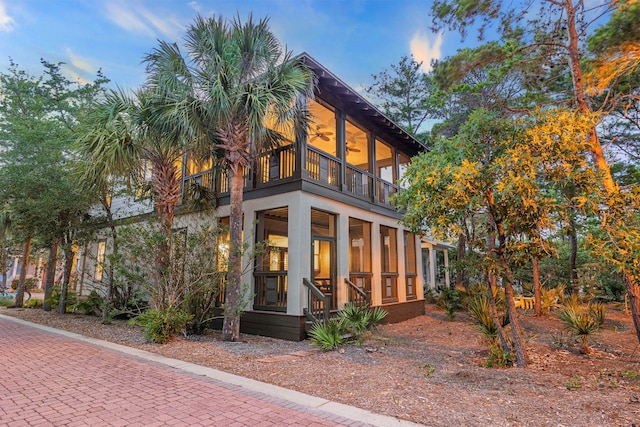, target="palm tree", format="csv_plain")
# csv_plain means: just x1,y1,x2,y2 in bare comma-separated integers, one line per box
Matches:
143,14,314,341
80,88,185,310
